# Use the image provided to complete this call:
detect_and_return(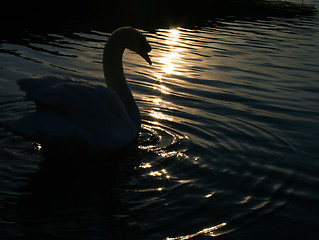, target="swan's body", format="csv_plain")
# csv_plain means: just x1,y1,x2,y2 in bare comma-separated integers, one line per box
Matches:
3,27,152,154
